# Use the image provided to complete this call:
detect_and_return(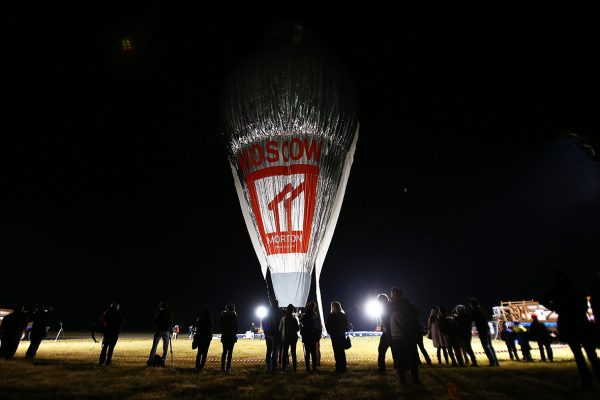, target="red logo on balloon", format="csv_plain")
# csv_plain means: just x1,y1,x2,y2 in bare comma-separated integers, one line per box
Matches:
245,165,318,255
